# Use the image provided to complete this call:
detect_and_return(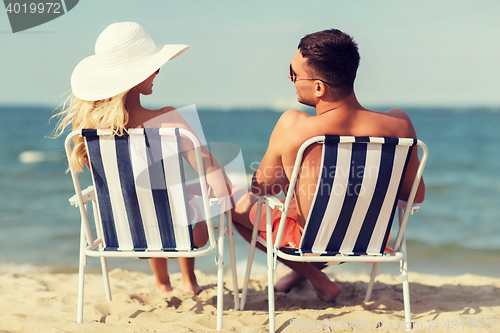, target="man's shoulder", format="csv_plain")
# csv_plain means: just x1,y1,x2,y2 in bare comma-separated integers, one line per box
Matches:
383,108,411,120
267,109,311,152
379,108,417,138
273,109,311,134
278,109,310,124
